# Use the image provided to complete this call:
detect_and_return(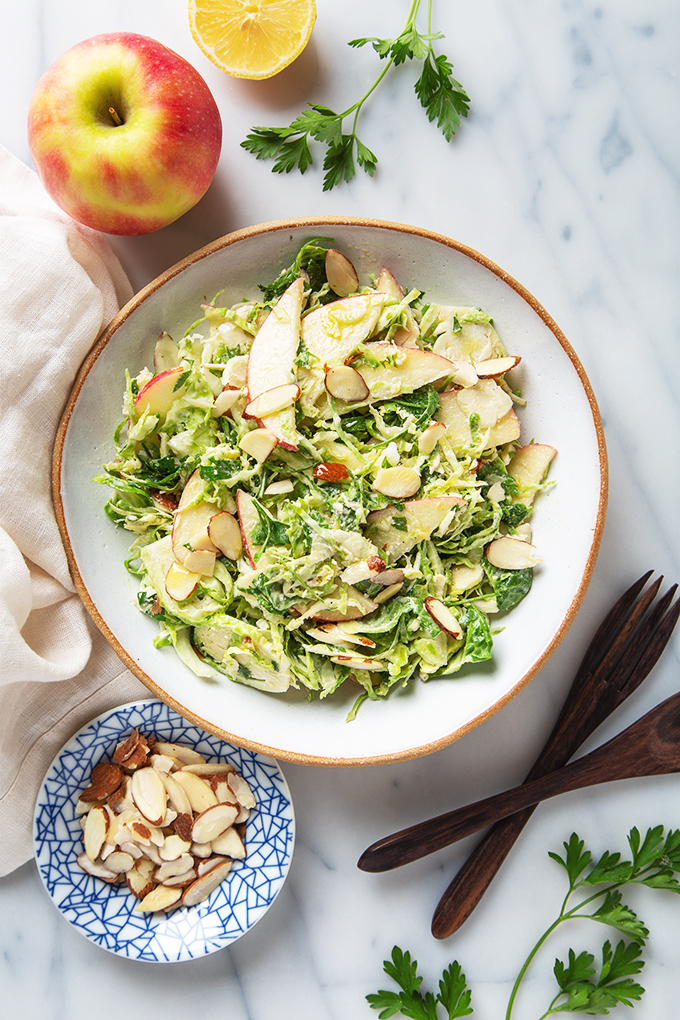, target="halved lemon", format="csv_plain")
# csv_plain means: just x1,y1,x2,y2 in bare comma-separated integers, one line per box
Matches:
188,0,316,80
